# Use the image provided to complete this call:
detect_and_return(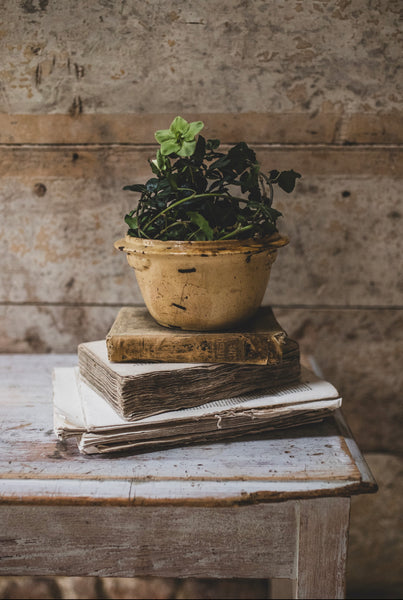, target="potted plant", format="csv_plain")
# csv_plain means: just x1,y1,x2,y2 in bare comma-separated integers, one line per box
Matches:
115,116,300,331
